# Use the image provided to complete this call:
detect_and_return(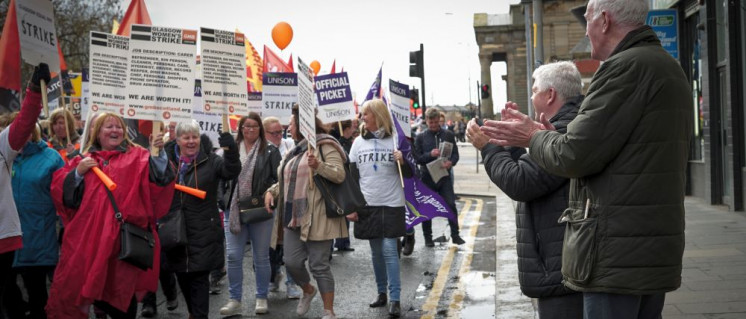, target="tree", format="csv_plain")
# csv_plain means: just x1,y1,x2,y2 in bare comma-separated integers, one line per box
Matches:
1,0,122,72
